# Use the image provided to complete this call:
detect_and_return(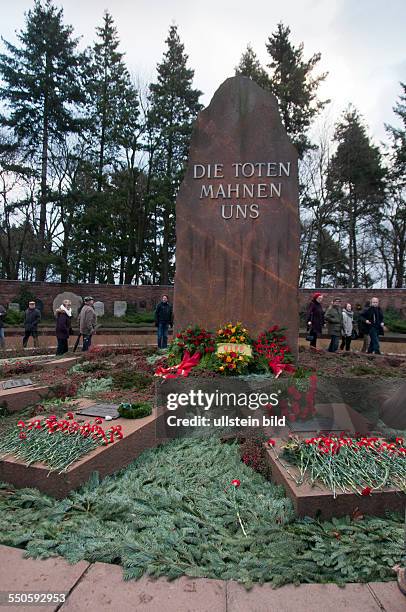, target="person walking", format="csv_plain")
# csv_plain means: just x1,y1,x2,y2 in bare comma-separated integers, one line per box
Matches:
23,301,41,348
154,294,173,349
340,303,354,351
325,297,343,353
358,301,371,352
361,297,385,355
55,299,73,356
79,297,97,352
0,304,6,351
306,292,324,349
